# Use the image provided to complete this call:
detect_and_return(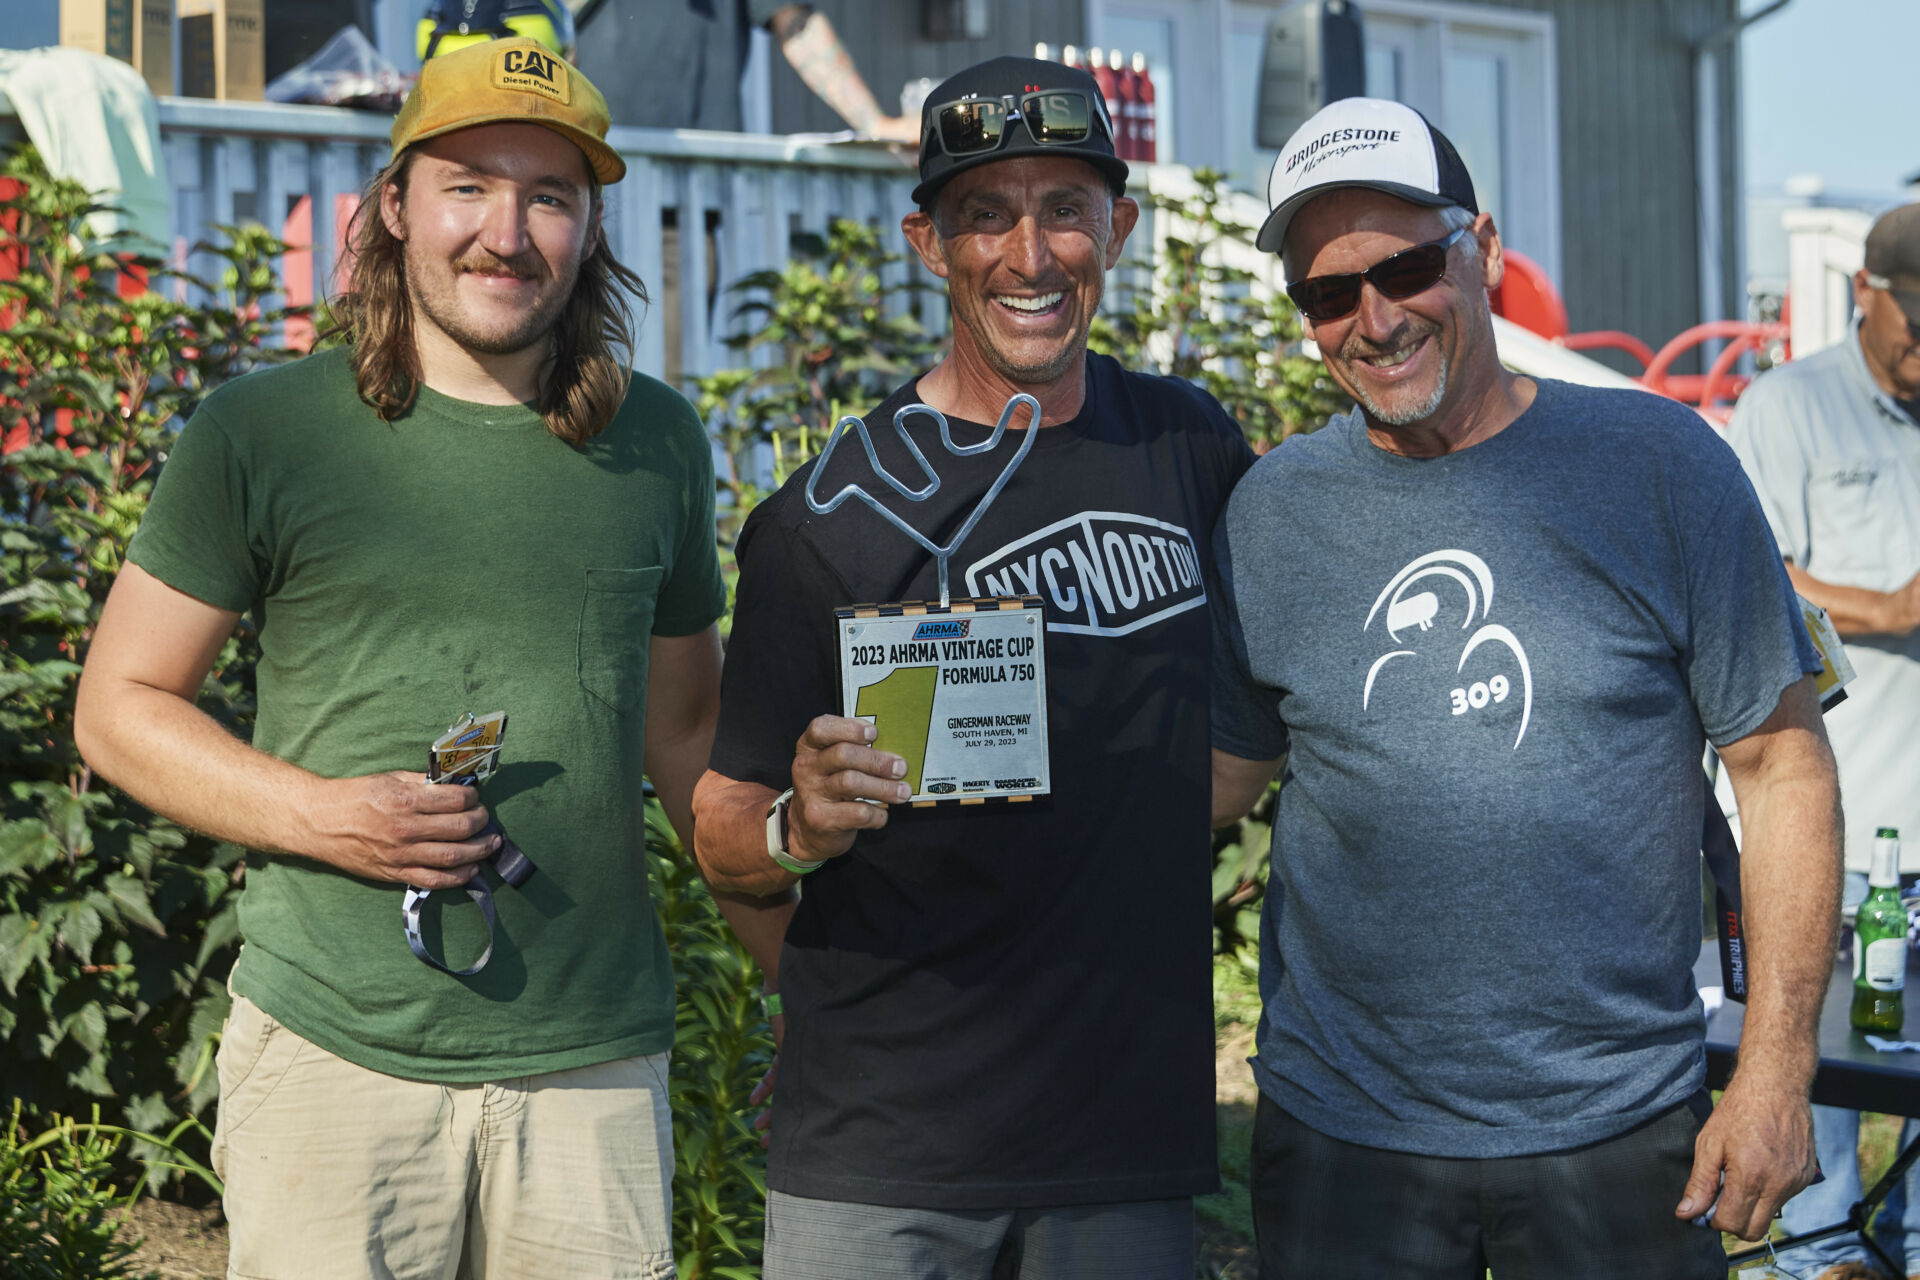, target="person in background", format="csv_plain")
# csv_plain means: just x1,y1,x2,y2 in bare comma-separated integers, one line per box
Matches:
1726,201,1920,1280
417,0,576,62
576,0,917,140
72,38,778,1278
1210,96,1841,1278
